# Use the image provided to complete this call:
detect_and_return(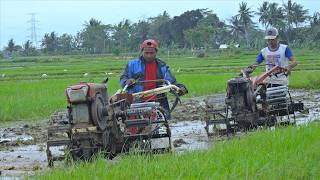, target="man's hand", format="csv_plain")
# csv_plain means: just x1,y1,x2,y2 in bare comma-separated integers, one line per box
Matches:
176,84,188,96
248,64,258,70
125,79,136,86
283,67,291,75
